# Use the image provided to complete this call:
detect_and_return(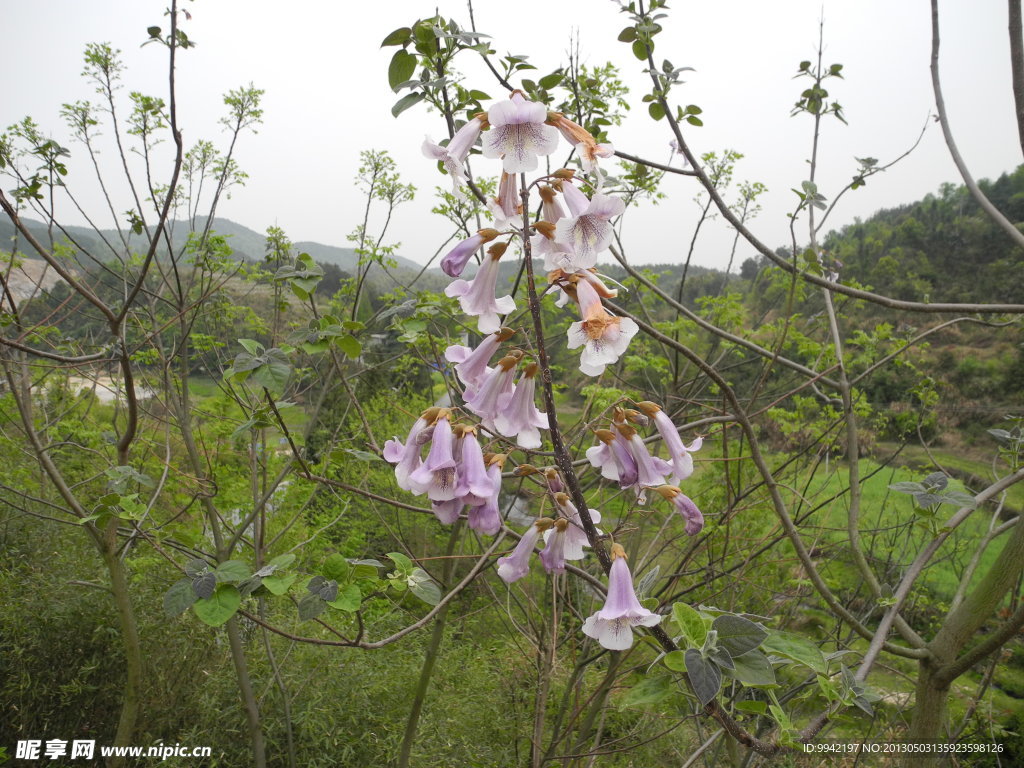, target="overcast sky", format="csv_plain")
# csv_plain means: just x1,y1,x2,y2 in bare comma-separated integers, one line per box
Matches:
4,0,1020,271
